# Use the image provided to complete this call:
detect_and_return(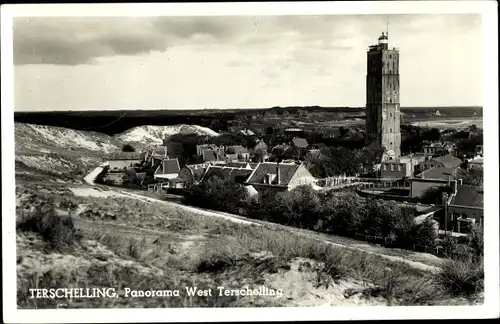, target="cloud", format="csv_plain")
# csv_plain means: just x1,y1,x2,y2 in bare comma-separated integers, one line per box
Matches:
13,14,481,67
13,17,243,65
